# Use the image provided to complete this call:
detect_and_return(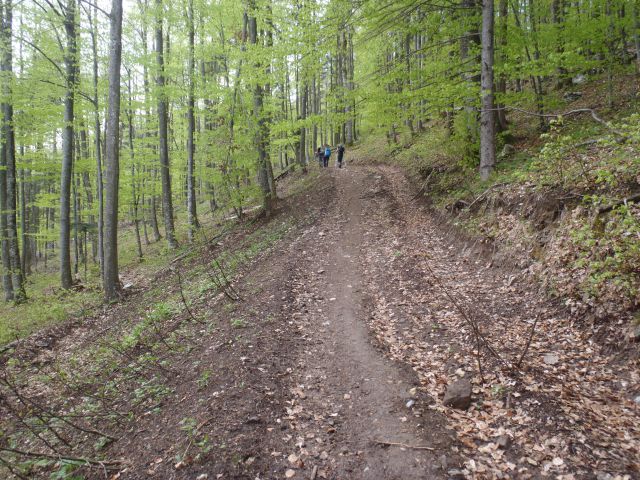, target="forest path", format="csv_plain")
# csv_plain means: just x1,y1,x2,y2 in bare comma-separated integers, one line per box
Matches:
5,164,636,480
281,166,457,479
